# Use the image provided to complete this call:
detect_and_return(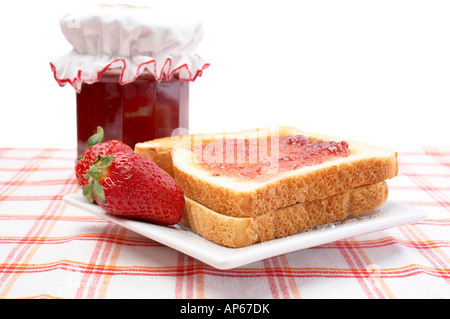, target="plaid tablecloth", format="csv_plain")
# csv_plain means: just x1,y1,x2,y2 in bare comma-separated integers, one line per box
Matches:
0,147,448,299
